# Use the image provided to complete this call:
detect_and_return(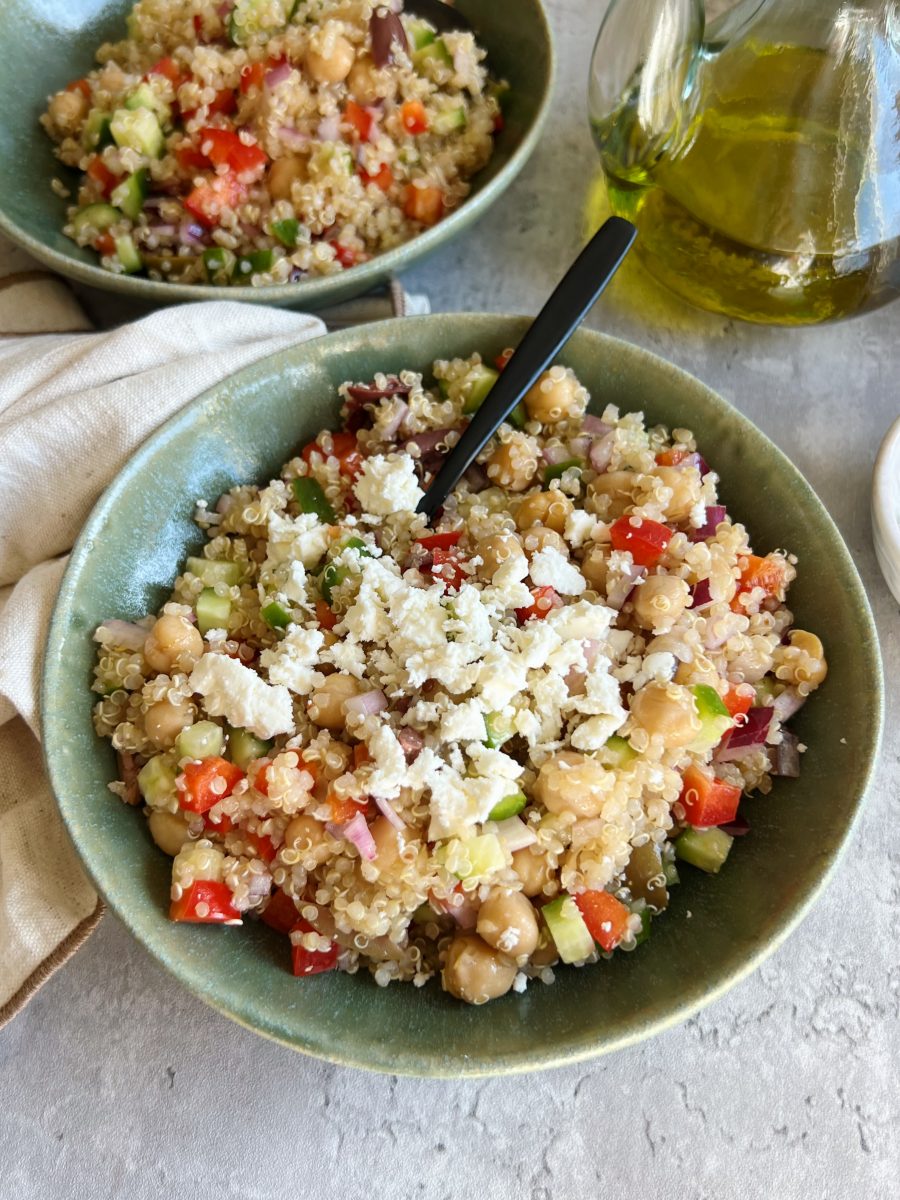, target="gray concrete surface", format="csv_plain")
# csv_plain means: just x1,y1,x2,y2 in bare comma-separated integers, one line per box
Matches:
3,2,899,1196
